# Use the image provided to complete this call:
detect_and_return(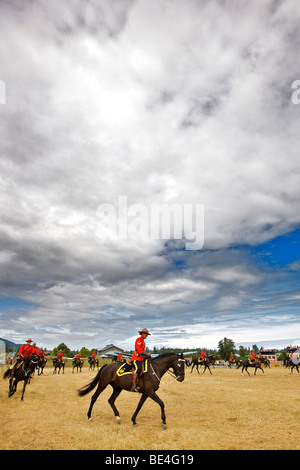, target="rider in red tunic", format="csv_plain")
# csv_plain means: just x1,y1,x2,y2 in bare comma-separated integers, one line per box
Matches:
130,328,151,392
31,342,39,355
199,349,207,362
57,350,64,363
11,338,33,374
